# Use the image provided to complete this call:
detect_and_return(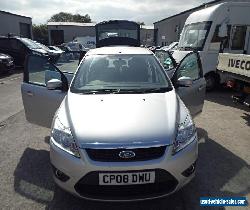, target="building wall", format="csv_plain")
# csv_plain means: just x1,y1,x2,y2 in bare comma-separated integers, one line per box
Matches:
140,28,155,46
154,0,250,46
48,25,95,45
0,11,32,38
154,12,190,46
